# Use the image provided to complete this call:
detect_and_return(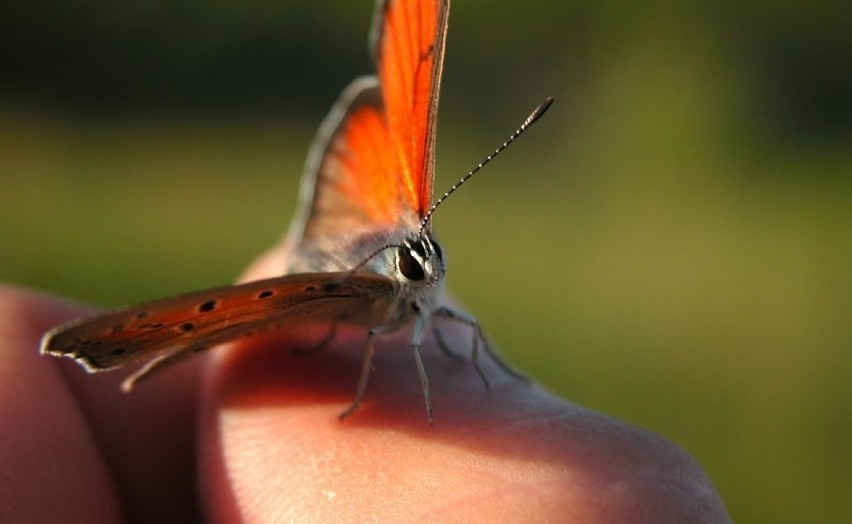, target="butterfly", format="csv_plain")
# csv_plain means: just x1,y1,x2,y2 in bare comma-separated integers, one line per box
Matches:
40,0,552,423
